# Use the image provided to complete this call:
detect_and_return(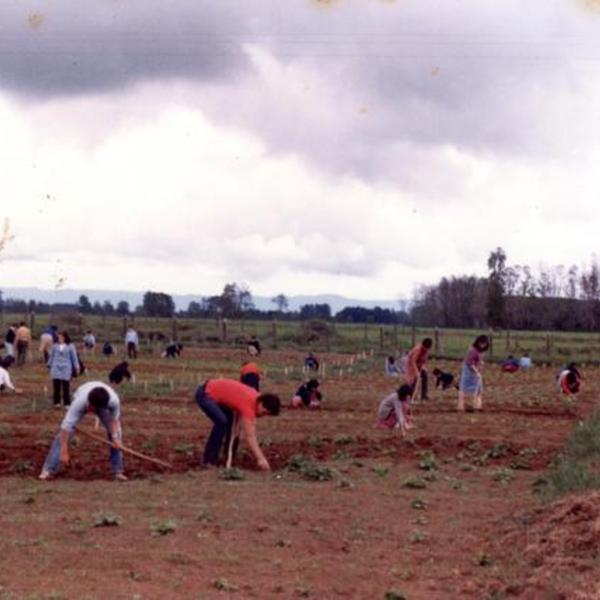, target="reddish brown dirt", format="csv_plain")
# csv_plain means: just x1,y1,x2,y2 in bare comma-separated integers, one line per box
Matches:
0,348,598,599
